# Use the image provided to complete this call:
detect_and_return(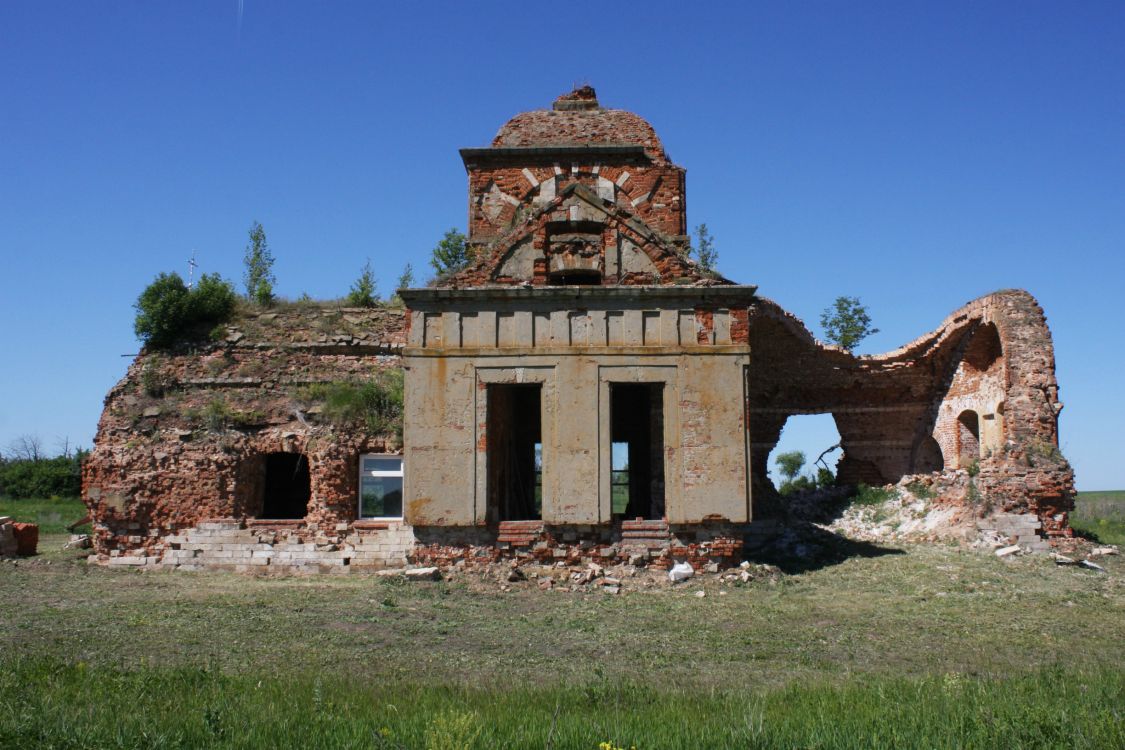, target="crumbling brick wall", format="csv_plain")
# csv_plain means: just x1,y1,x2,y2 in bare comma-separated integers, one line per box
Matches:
82,305,407,559
746,289,1075,531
